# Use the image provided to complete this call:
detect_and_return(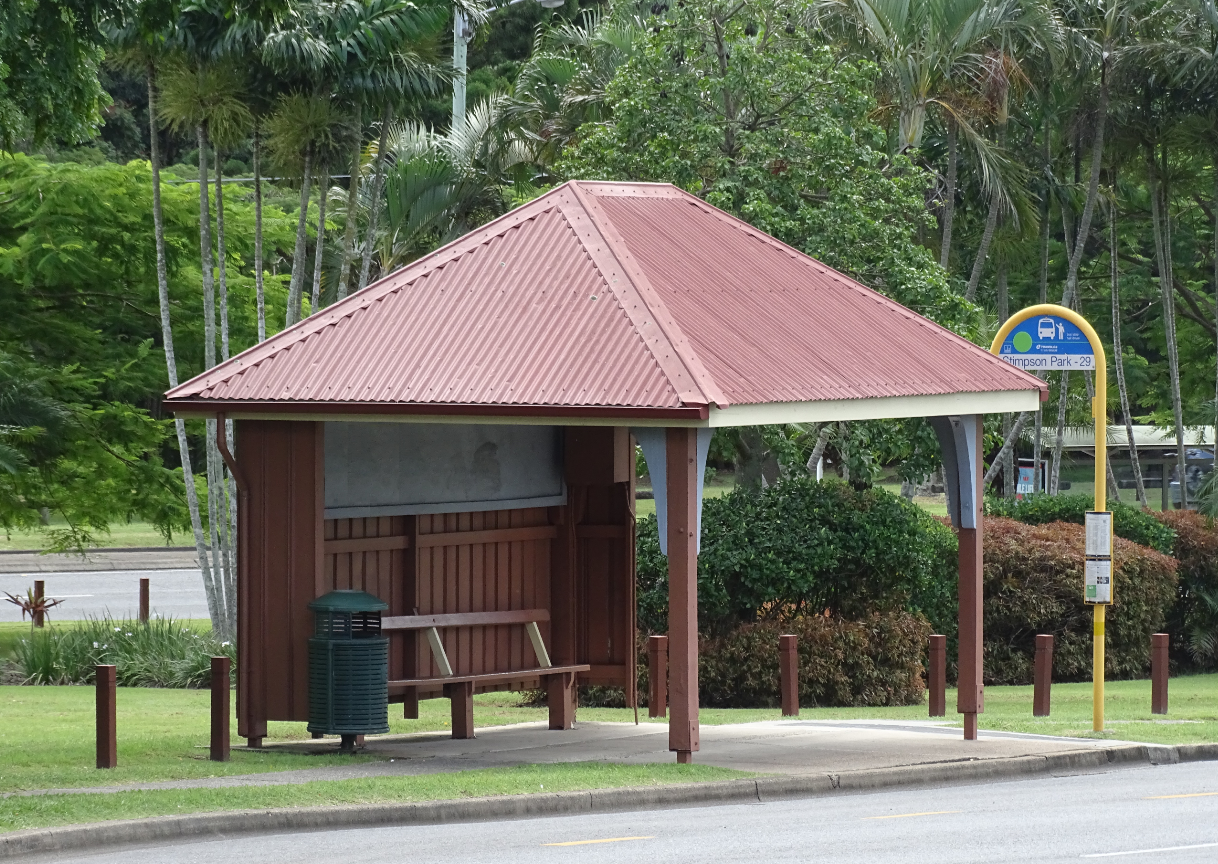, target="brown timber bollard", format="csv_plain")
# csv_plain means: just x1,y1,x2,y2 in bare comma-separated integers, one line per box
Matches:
648,635,668,718
1151,633,1169,715
210,656,231,762
1033,634,1054,717
96,664,117,769
779,634,799,716
33,580,45,628
928,635,946,717
139,577,150,623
